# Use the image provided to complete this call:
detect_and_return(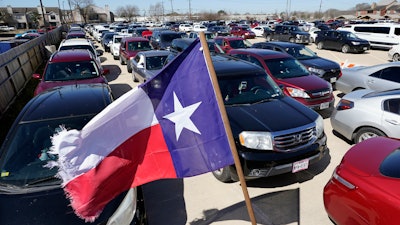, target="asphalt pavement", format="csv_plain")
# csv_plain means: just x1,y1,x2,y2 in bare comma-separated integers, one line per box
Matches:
97,37,390,225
